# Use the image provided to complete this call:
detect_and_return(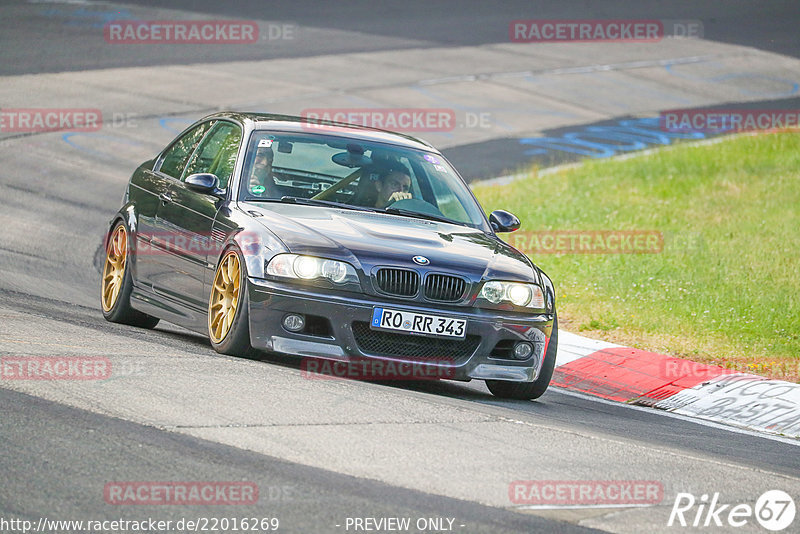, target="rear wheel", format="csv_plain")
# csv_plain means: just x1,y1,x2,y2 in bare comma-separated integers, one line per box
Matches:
208,247,257,357
486,314,558,400
101,222,160,329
